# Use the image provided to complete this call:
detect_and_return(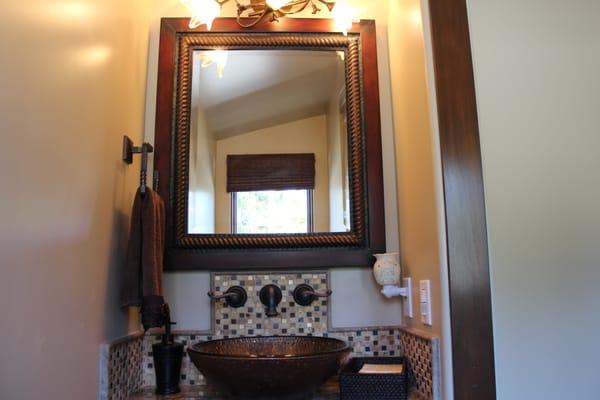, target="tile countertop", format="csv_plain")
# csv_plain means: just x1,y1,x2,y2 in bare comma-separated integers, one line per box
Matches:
129,380,426,400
